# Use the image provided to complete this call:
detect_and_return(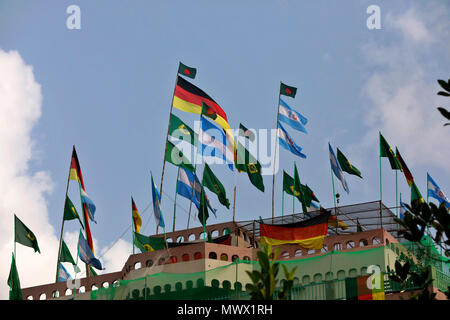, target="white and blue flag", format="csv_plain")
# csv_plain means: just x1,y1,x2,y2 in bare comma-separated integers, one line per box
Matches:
57,263,72,282
427,173,450,208
399,193,409,219
329,143,349,194
151,172,165,228
279,98,308,134
277,122,306,159
80,187,96,223
78,231,103,270
199,116,234,171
